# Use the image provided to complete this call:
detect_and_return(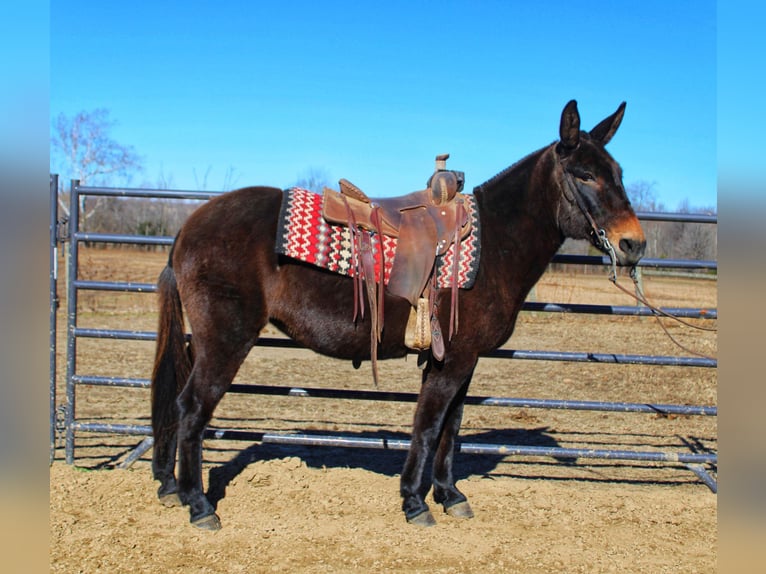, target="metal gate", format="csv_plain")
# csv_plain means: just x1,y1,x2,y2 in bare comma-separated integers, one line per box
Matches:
50,175,718,491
